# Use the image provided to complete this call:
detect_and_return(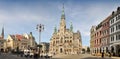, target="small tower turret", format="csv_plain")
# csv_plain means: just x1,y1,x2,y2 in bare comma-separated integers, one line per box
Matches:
70,22,73,32
54,26,57,33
